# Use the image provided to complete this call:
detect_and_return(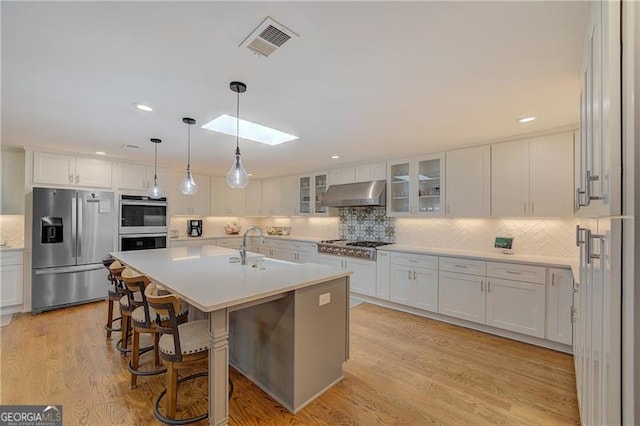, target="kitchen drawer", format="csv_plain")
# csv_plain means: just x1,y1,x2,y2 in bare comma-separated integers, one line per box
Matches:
0,251,24,266
439,257,485,276
216,238,242,249
390,252,438,270
287,242,317,253
486,262,546,284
